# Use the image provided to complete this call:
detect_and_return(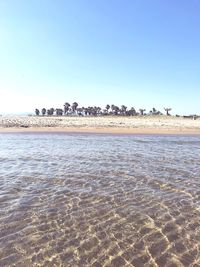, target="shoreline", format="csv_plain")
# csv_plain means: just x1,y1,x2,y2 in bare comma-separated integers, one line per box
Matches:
0,126,200,135
0,116,200,135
